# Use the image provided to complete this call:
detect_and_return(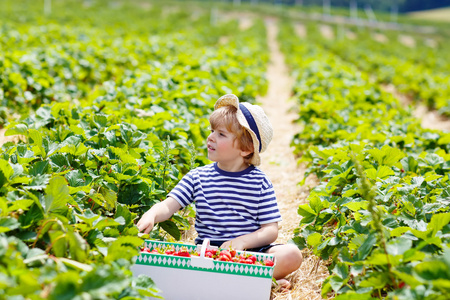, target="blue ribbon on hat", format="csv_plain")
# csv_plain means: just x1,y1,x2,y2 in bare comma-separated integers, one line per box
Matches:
239,103,262,152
